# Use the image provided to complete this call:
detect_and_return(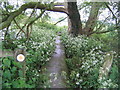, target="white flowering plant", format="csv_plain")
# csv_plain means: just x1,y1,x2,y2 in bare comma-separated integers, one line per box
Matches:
61,31,118,88
24,25,57,87
2,23,58,88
